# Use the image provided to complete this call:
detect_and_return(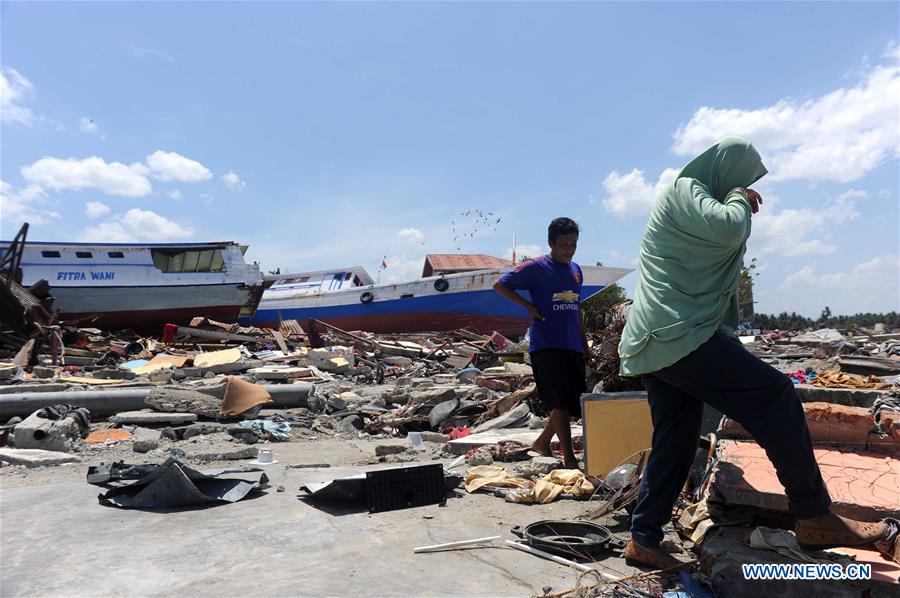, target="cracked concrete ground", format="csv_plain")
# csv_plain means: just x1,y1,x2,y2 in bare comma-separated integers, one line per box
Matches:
0,437,635,597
